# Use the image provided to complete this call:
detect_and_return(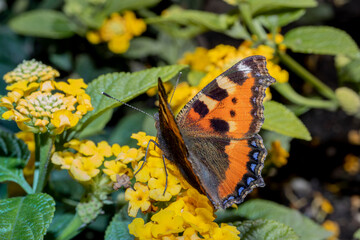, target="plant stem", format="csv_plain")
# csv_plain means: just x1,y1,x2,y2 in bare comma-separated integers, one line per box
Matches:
238,3,267,42
56,213,84,240
34,133,53,193
278,52,337,101
273,82,338,110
